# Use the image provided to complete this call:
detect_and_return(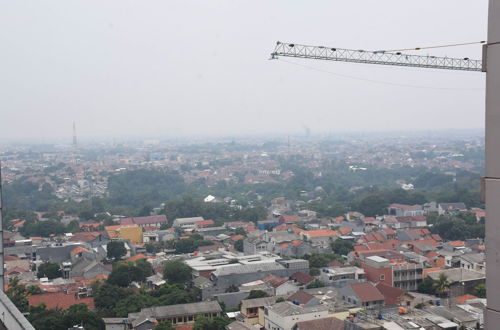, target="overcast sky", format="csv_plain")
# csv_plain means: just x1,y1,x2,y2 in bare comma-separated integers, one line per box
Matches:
0,1,488,142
